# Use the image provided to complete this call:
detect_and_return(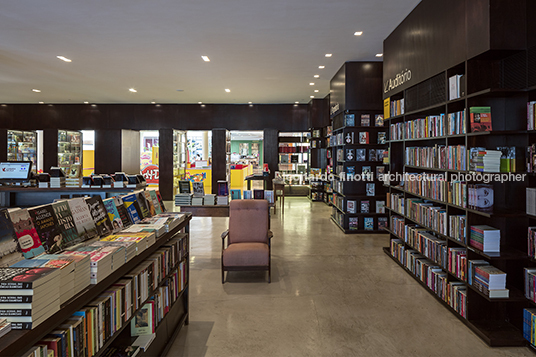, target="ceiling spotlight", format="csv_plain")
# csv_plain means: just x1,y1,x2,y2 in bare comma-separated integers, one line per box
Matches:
32,89,41,93
56,55,72,62
129,88,137,93
354,31,363,36
249,104,253,107
151,101,156,104
225,89,231,93
319,66,325,69
325,54,332,57
201,56,210,62
376,53,384,57
84,101,89,104
38,101,44,104
314,75,319,78
314,90,319,93
295,101,299,104
309,83,314,86
201,104,206,107
310,96,315,98
248,102,252,104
